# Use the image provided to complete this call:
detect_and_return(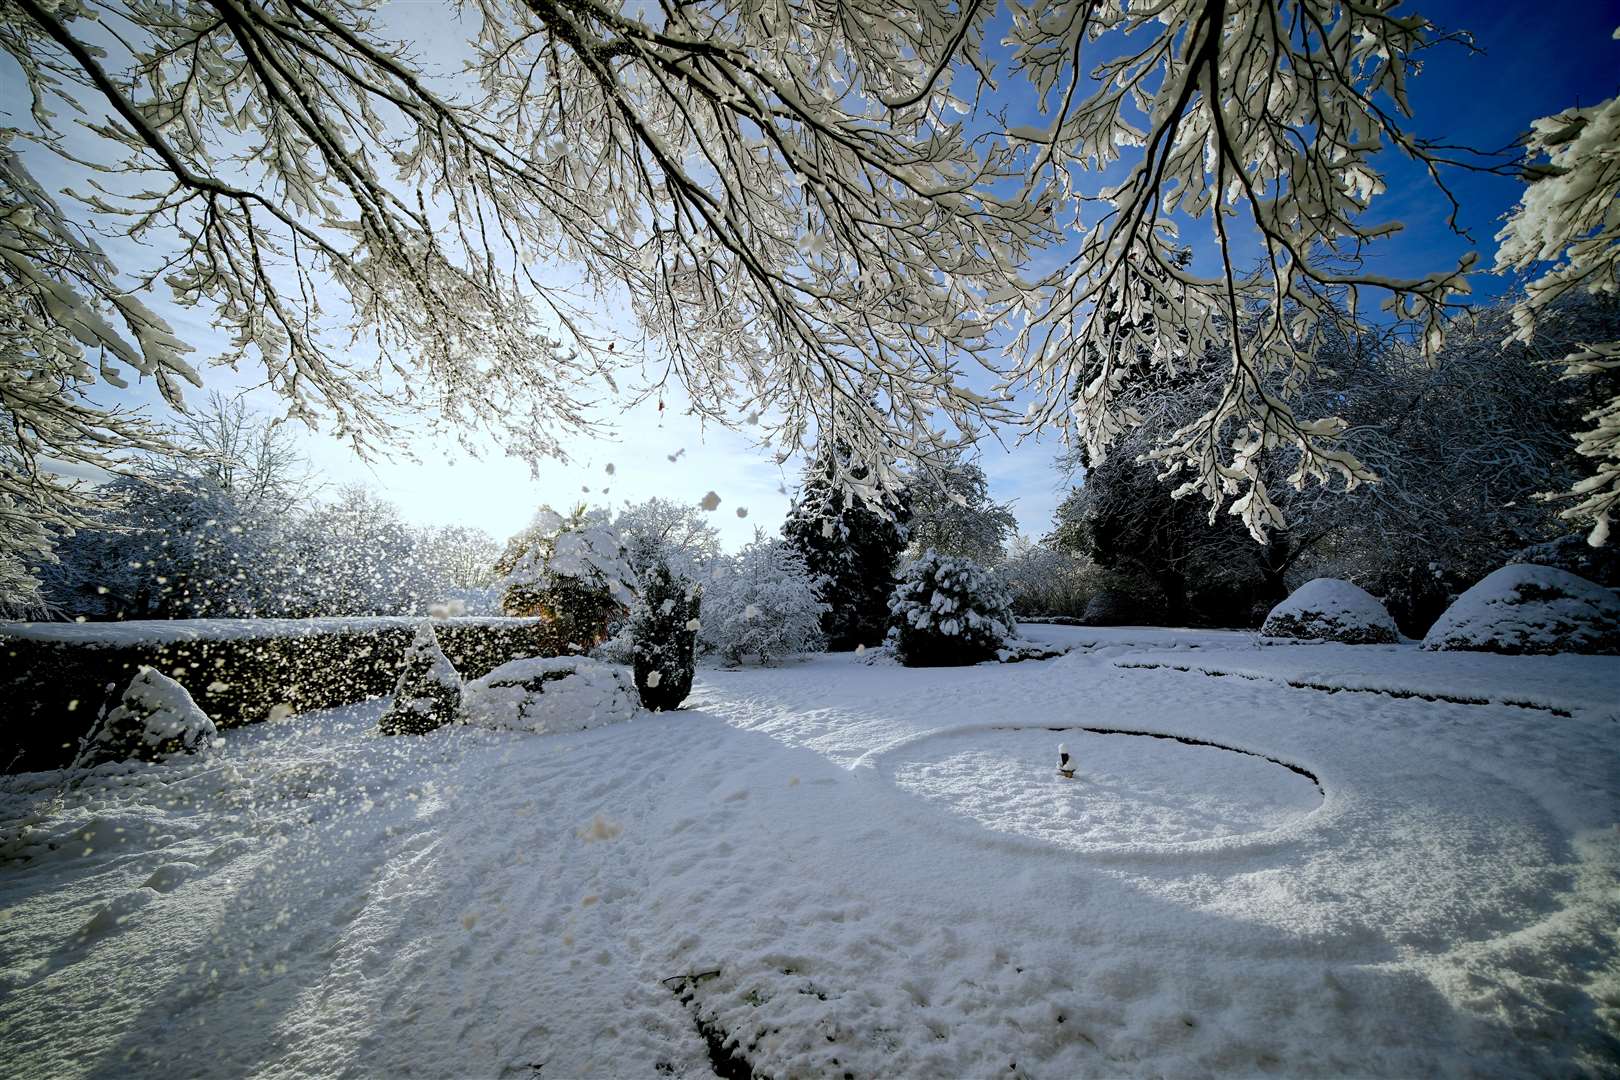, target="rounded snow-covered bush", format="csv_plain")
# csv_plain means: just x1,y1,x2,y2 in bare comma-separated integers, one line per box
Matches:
701,535,827,665
886,551,1016,666
1262,579,1400,644
1422,564,1620,655
75,666,218,766
379,622,462,735
629,560,699,710
460,656,639,733
1514,535,1620,590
